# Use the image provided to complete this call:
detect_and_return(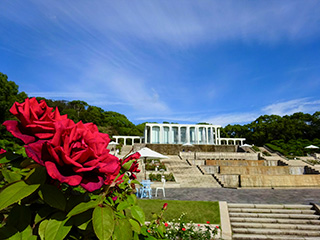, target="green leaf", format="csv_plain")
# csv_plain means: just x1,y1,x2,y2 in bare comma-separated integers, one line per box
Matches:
92,205,115,240
131,206,145,225
0,181,40,211
34,205,55,225
127,194,137,205
113,218,132,240
117,201,130,212
38,220,48,240
122,160,136,171
44,212,72,240
4,225,33,240
133,232,140,240
65,193,90,212
67,200,99,218
39,184,66,211
6,205,31,232
25,166,46,185
1,169,22,183
0,225,18,239
70,209,93,231
129,219,141,234
0,156,11,164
